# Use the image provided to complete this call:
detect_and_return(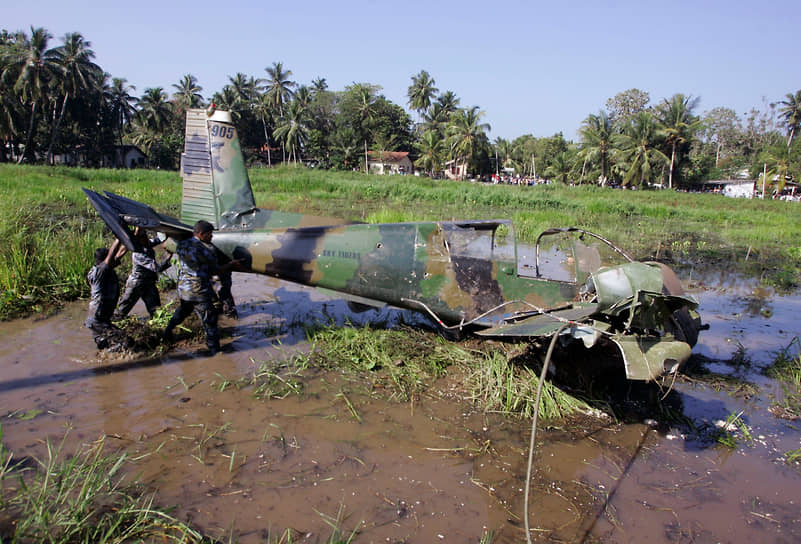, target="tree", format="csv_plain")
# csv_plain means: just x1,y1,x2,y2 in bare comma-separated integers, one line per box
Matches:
436,91,460,117
407,70,438,119
137,87,172,132
606,88,650,127
0,34,23,161
446,106,490,180
578,110,613,184
701,106,742,169
253,92,275,166
46,32,102,164
2,27,59,163
415,129,446,175
172,74,204,109
305,82,337,167
311,77,328,93
757,142,794,198
338,83,379,168
779,90,801,152
614,111,668,187
545,151,574,184
273,100,307,165
263,61,296,117
510,135,538,178
657,93,702,189
494,137,512,175
331,127,360,170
